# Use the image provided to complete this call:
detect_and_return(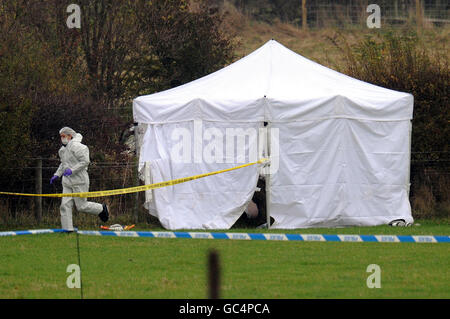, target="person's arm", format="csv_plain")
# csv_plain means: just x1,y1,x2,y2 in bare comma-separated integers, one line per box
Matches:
70,144,90,174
